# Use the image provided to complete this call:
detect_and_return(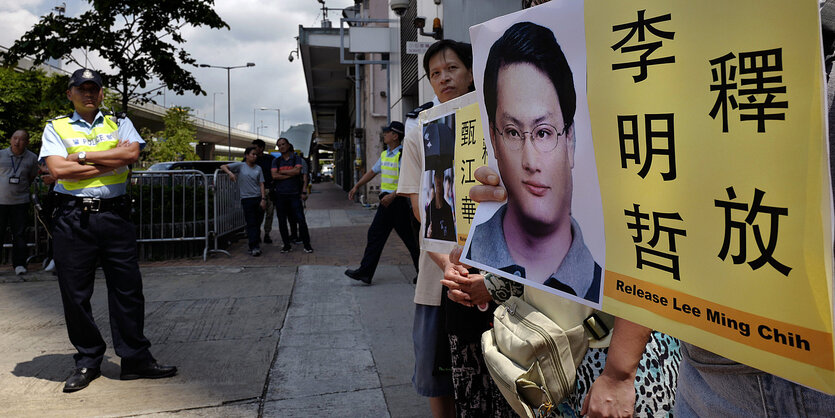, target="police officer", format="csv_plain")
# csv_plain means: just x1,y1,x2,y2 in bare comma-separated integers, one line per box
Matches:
40,68,176,393
344,121,420,284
